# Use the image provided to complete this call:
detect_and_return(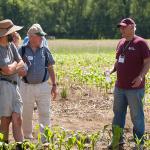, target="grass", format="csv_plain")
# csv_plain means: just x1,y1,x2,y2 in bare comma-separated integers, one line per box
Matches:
49,39,118,54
